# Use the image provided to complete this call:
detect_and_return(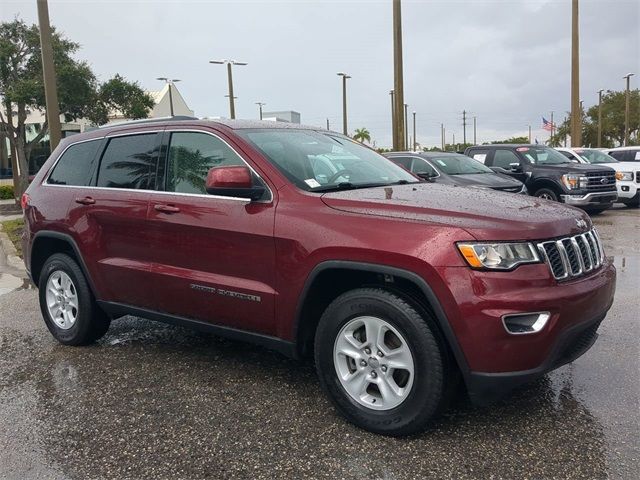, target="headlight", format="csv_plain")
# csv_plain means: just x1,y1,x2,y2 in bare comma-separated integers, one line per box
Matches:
616,171,633,181
457,242,541,270
561,174,588,190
